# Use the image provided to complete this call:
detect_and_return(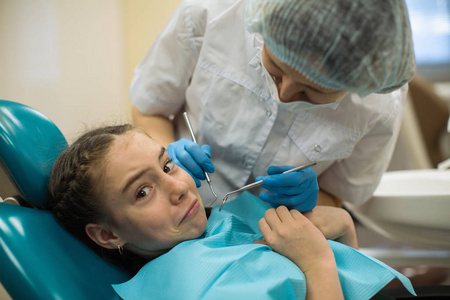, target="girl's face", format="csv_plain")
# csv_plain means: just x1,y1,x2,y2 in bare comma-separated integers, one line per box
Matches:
98,131,207,255
261,45,348,104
